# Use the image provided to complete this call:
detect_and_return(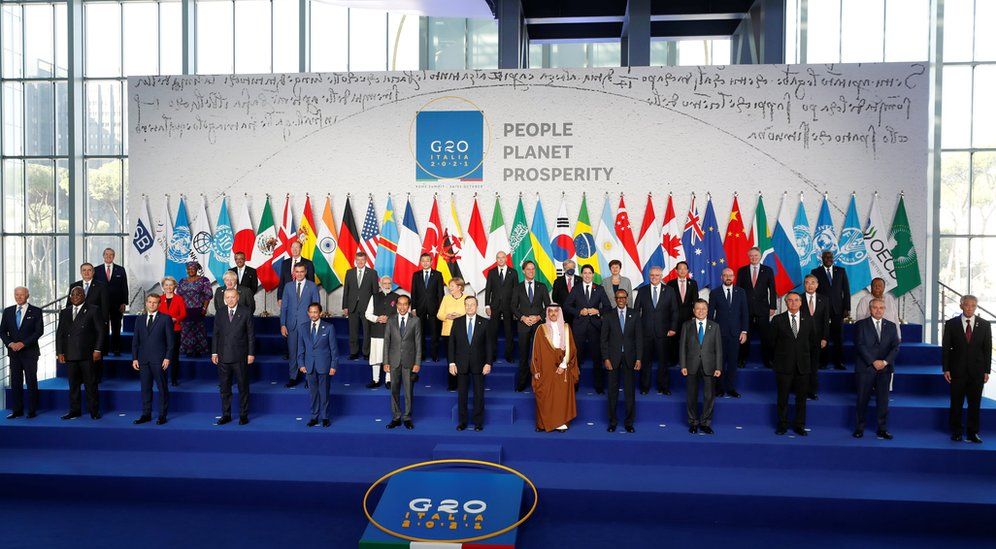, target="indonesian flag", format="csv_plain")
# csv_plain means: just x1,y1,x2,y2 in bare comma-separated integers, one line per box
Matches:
462,196,489,294
233,196,255,261
637,194,664,283
614,195,644,287
661,194,685,282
